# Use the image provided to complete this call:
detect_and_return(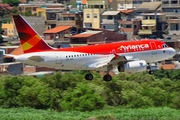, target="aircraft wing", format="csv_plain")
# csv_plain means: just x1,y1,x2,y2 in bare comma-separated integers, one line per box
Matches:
109,55,137,65
82,54,138,71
